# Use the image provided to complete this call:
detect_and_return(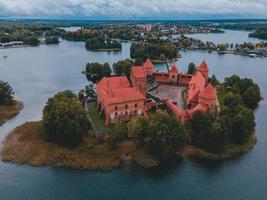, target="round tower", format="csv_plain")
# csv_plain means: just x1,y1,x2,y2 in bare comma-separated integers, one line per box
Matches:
199,83,217,113
198,60,209,82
